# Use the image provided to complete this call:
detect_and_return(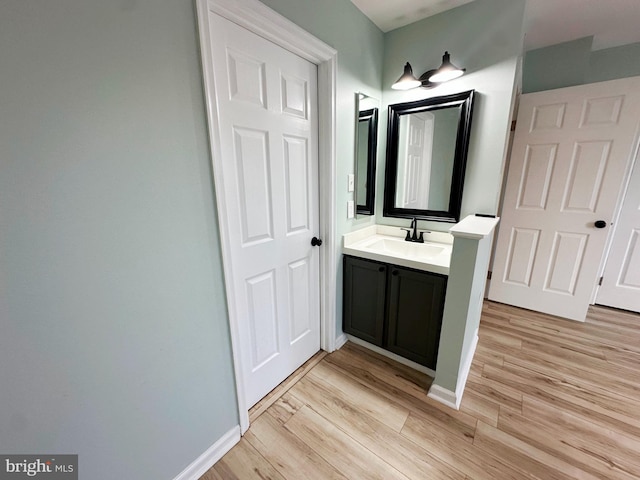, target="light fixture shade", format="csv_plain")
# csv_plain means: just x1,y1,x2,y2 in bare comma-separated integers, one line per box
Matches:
392,62,421,90
428,51,465,83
